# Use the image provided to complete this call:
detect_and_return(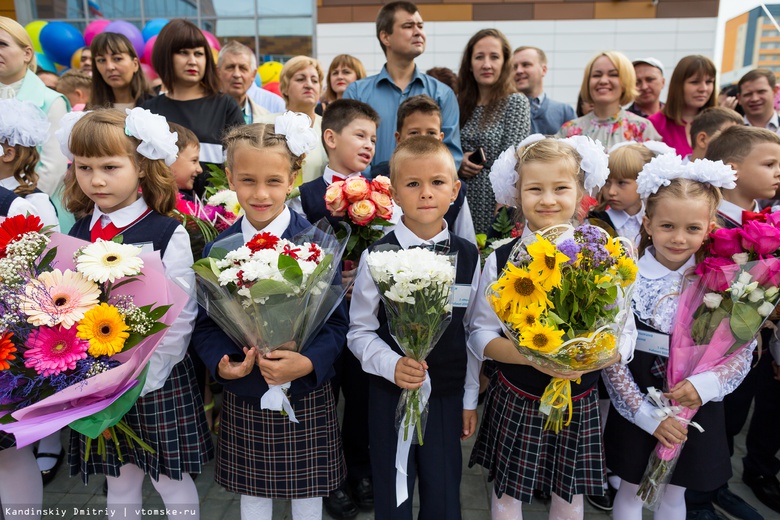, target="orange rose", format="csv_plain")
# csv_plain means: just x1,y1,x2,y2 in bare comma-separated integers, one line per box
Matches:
324,181,348,216
343,176,371,202
371,175,392,196
348,199,377,226
370,191,393,220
